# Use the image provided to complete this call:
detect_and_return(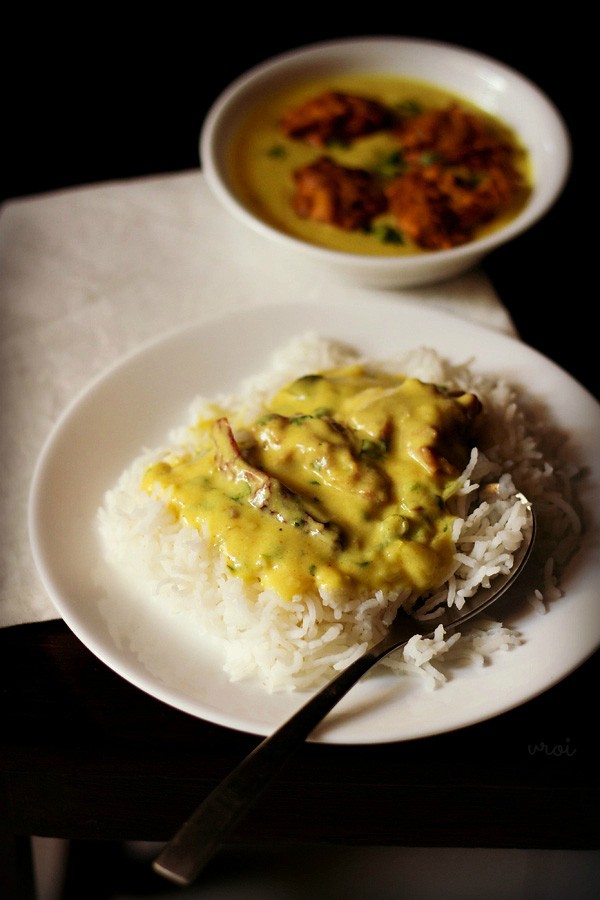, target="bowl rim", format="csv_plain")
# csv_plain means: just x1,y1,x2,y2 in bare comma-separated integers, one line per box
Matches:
200,35,572,272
